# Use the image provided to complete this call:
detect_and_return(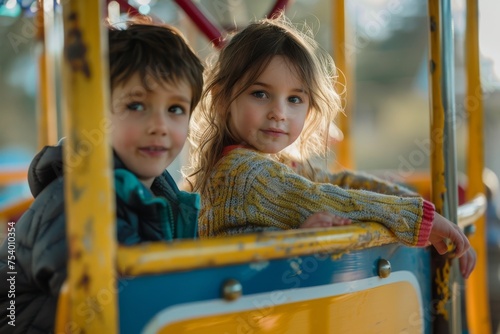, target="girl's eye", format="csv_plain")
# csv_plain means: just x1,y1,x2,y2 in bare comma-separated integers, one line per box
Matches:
126,102,145,112
251,91,268,99
169,105,186,115
289,96,303,104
